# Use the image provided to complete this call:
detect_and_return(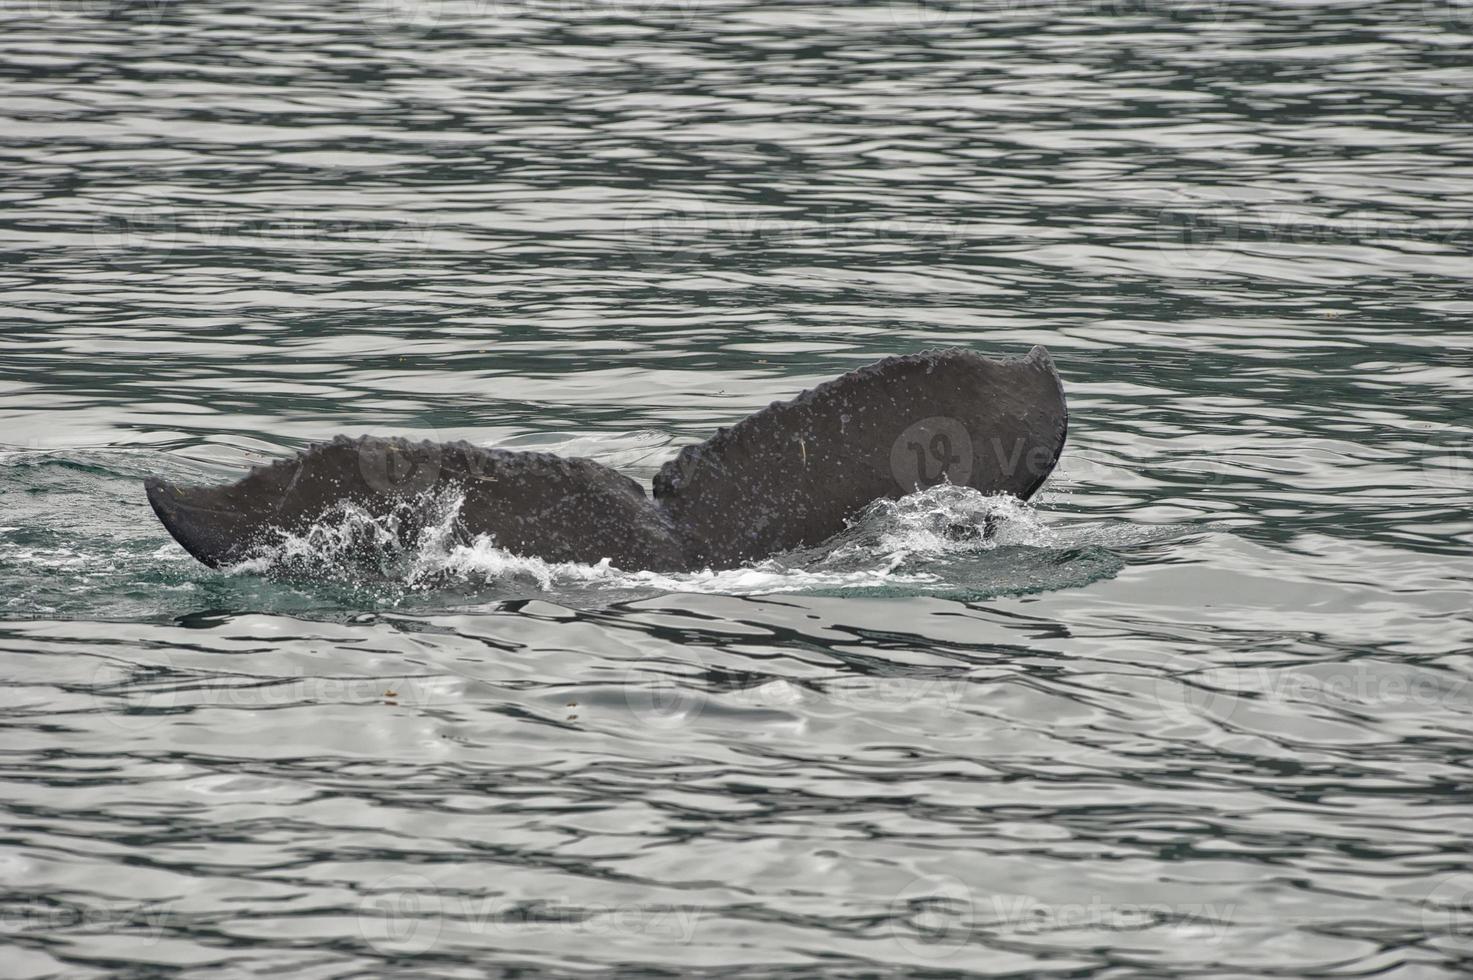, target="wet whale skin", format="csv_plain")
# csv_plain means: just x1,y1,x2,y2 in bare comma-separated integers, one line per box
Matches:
144,346,1069,573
